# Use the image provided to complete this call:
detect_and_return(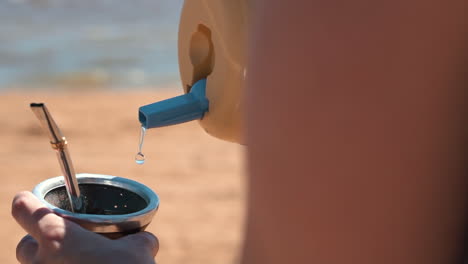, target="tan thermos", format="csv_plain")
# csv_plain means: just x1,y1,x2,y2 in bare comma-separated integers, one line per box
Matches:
139,1,248,144
178,0,248,144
